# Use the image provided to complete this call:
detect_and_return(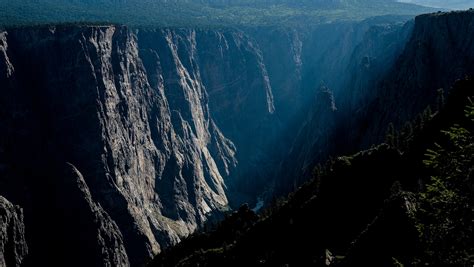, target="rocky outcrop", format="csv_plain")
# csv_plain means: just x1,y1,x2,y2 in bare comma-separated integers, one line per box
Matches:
0,196,27,267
